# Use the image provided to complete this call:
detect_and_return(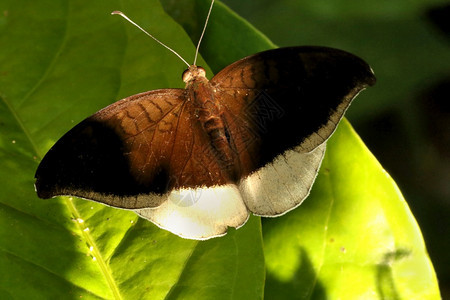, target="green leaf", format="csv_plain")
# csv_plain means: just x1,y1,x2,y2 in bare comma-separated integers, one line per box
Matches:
263,120,440,299
0,0,263,299
0,0,439,299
